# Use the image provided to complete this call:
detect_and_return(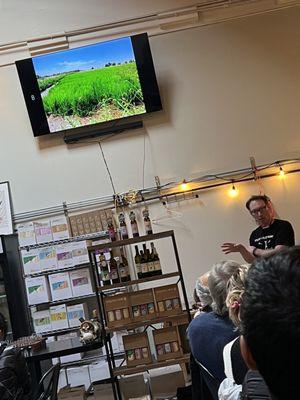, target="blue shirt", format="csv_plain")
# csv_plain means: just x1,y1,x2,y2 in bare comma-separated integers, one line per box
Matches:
188,312,238,382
